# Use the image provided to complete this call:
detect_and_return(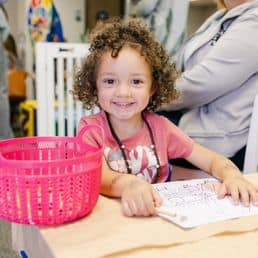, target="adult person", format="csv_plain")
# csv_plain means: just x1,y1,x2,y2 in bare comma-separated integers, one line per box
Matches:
0,2,13,139
160,0,258,170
